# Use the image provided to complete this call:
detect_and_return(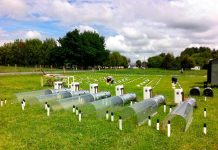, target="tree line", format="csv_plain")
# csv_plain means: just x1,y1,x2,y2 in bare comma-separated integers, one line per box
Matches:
136,47,218,69
0,29,128,68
